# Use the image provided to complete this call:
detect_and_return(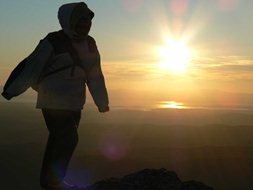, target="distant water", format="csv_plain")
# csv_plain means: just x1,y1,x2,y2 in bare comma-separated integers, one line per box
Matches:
157,101,189,109
156,100,253,111
112,101,253,112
